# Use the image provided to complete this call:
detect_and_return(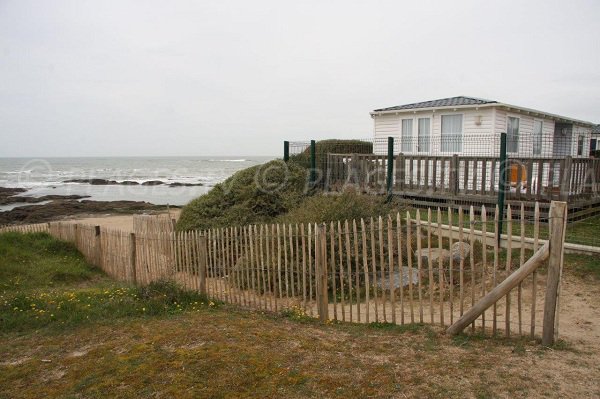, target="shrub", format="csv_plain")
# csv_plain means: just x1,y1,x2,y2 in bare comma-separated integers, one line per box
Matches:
177,160,309,231
276,190,394,226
